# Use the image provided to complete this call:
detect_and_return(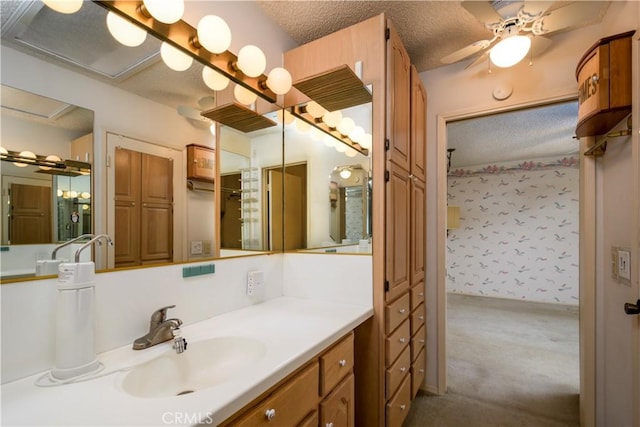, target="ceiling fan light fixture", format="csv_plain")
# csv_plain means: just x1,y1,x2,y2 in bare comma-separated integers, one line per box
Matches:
489,34,531,68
